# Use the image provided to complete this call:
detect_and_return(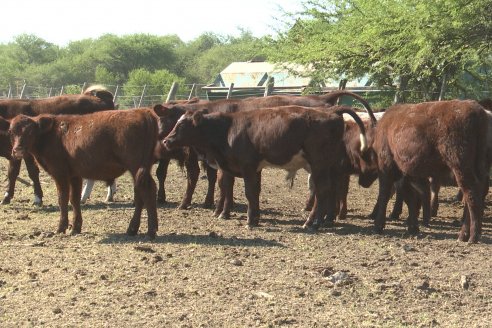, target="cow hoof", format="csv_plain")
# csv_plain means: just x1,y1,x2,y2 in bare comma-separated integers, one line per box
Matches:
203,201,214,209
1,198,11,205
324,220,335,228
126,228,138,236
146,231,157,240
157,198,167,205
408,226,419,235
373,226,384,235
33,200,43,207
217,213,230,220
458,232,470,242
70,228,81,236
178,203,191,210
